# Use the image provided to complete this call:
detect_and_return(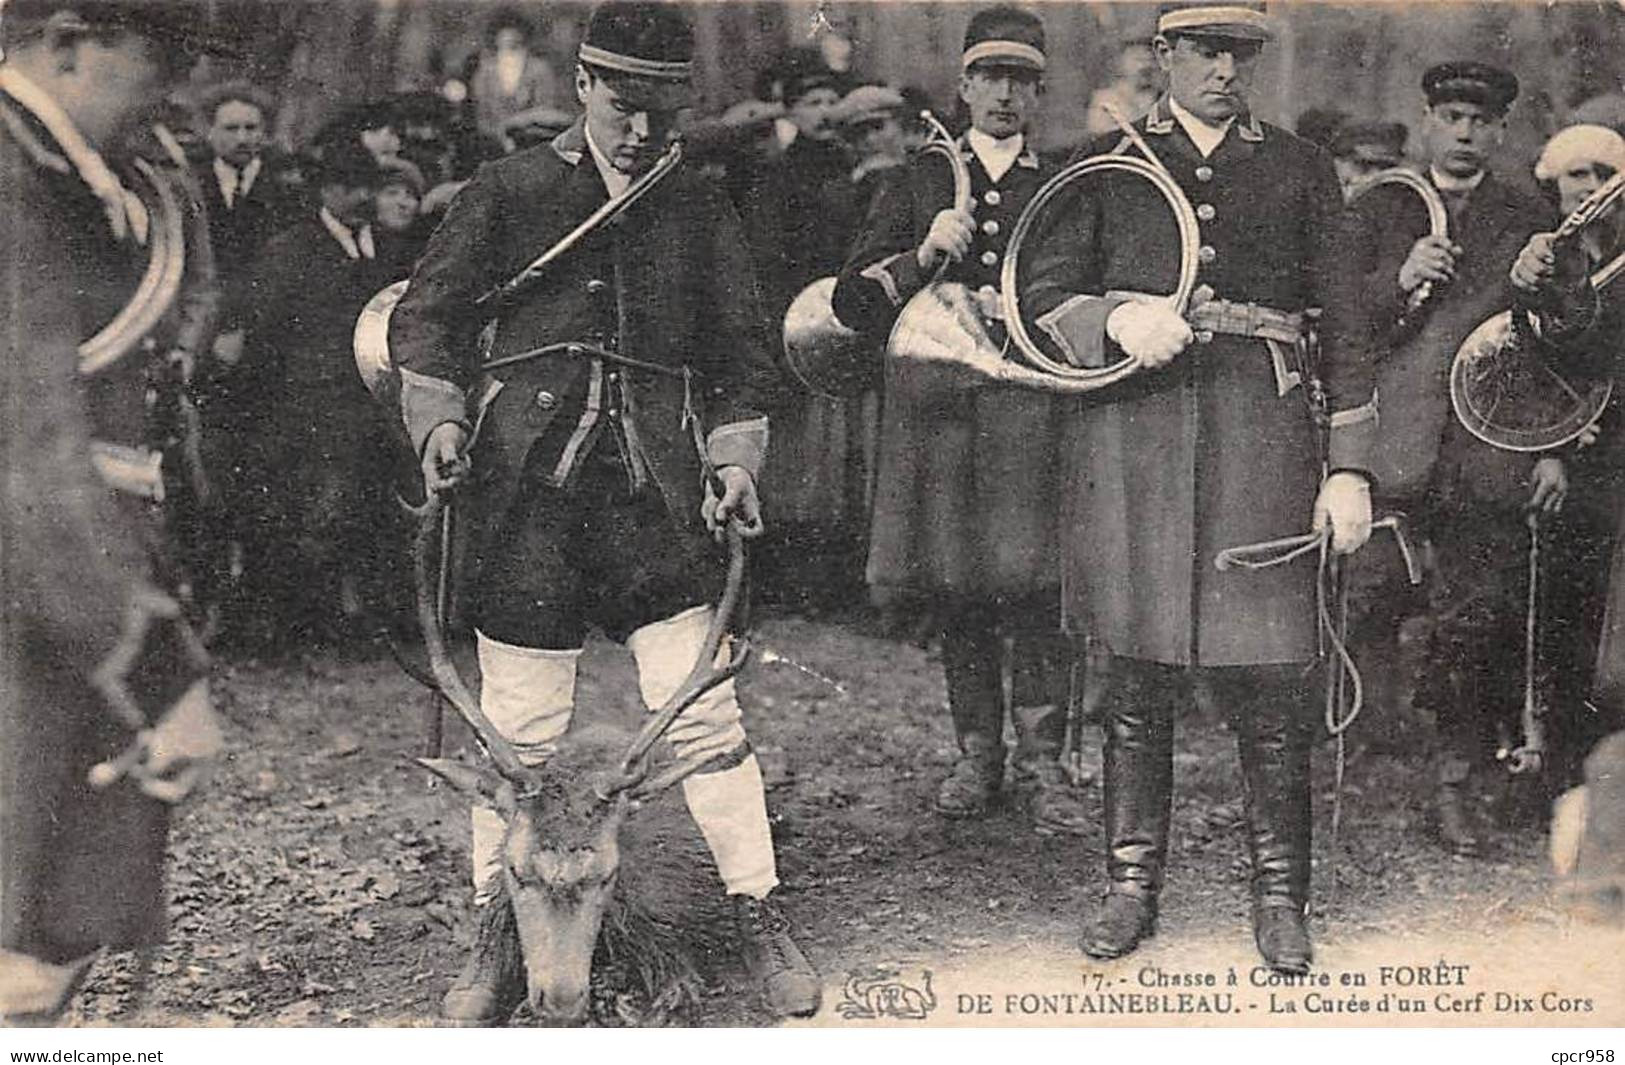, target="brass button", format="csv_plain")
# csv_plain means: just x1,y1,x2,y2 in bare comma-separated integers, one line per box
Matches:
1196,203,1216,222
1195,165,1214,182
984,189,1002,206
981,219,1000,236
585,278,609,295
980,250,999,266
535,389,558,410
1198,244,1217,264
